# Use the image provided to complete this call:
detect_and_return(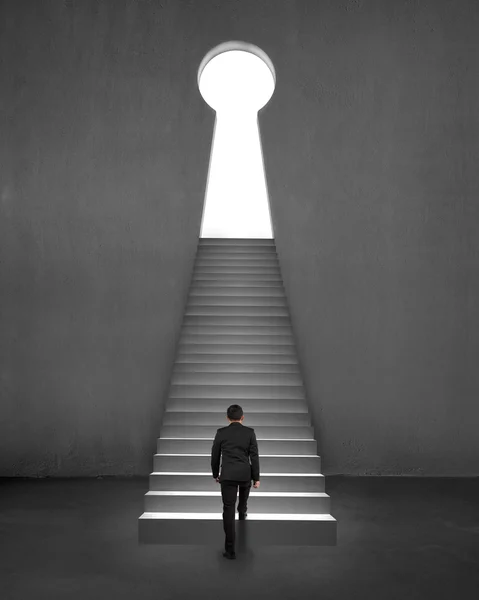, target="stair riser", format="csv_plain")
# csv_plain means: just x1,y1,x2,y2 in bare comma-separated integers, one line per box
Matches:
159,426,314,438
165,399,309,412
153,455,322,473
196,253,279,260
183,317,290,327
173,364,300,375
149,473,324,492
197,251,278,258
193,275,283,283
176,354,298,364
185,307,288,317
145,495,330,514
194,269,281,276
195,261,280,269
181,326,293,335
178,336,296,355
198,243,277,249
139,517,337,546
161,412,311,427
187,297,288,307
198,239,275,246
197,243,277,250
189,292,286,301
171,373,303,385
177,344,296,355
191,277,285,295
190,288,286,297
195,261,280,268
179,335,295,345
157,439,318,454
169,385,305,400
